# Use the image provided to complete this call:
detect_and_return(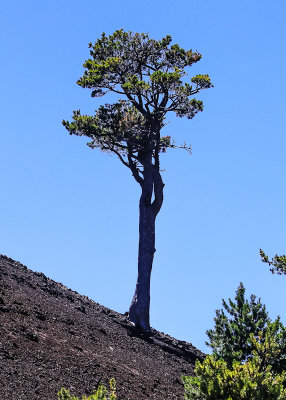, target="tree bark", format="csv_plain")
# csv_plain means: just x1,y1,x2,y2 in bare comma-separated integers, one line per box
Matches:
129,160,164,330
